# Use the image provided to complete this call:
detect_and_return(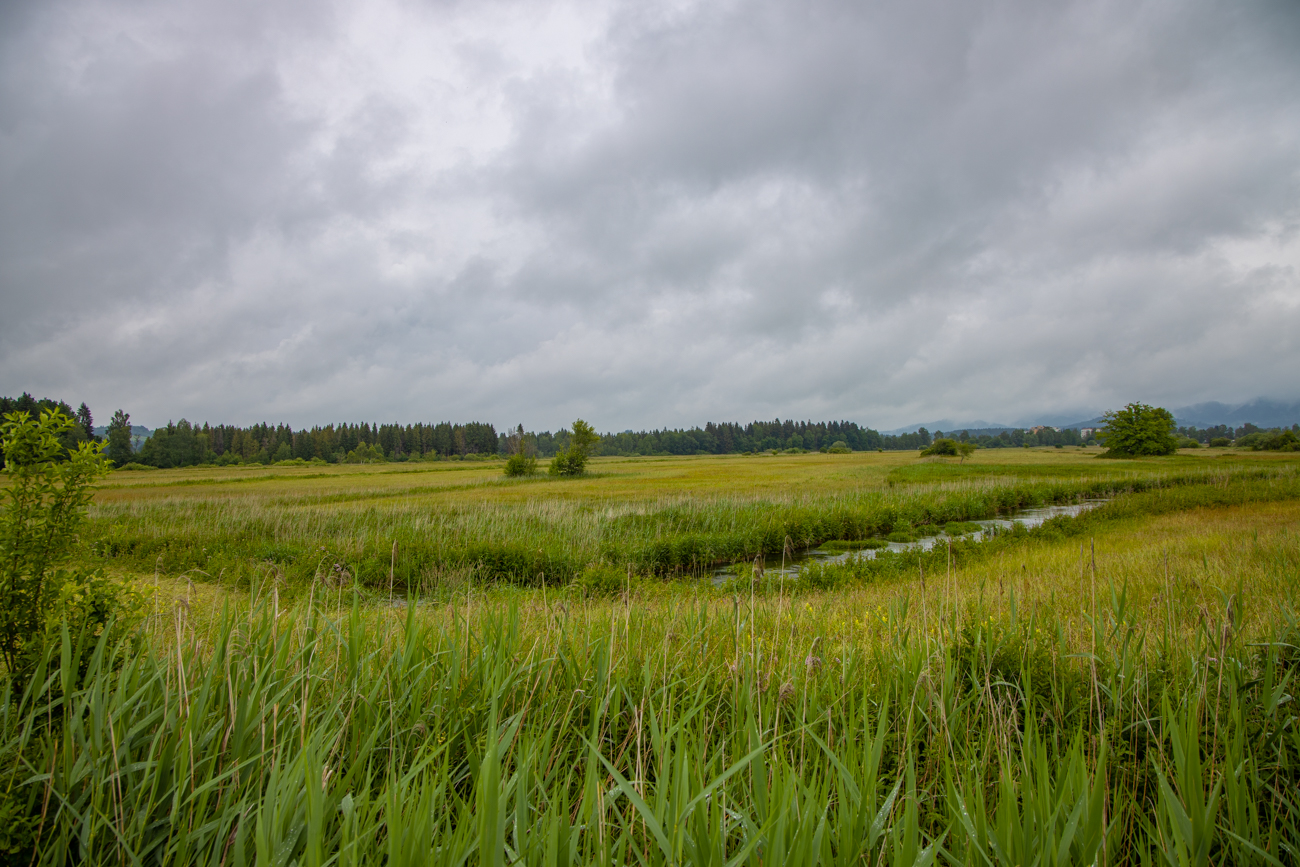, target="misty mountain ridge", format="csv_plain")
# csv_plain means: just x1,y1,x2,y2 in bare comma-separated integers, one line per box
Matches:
887,398,1300,436
92,425,152,438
